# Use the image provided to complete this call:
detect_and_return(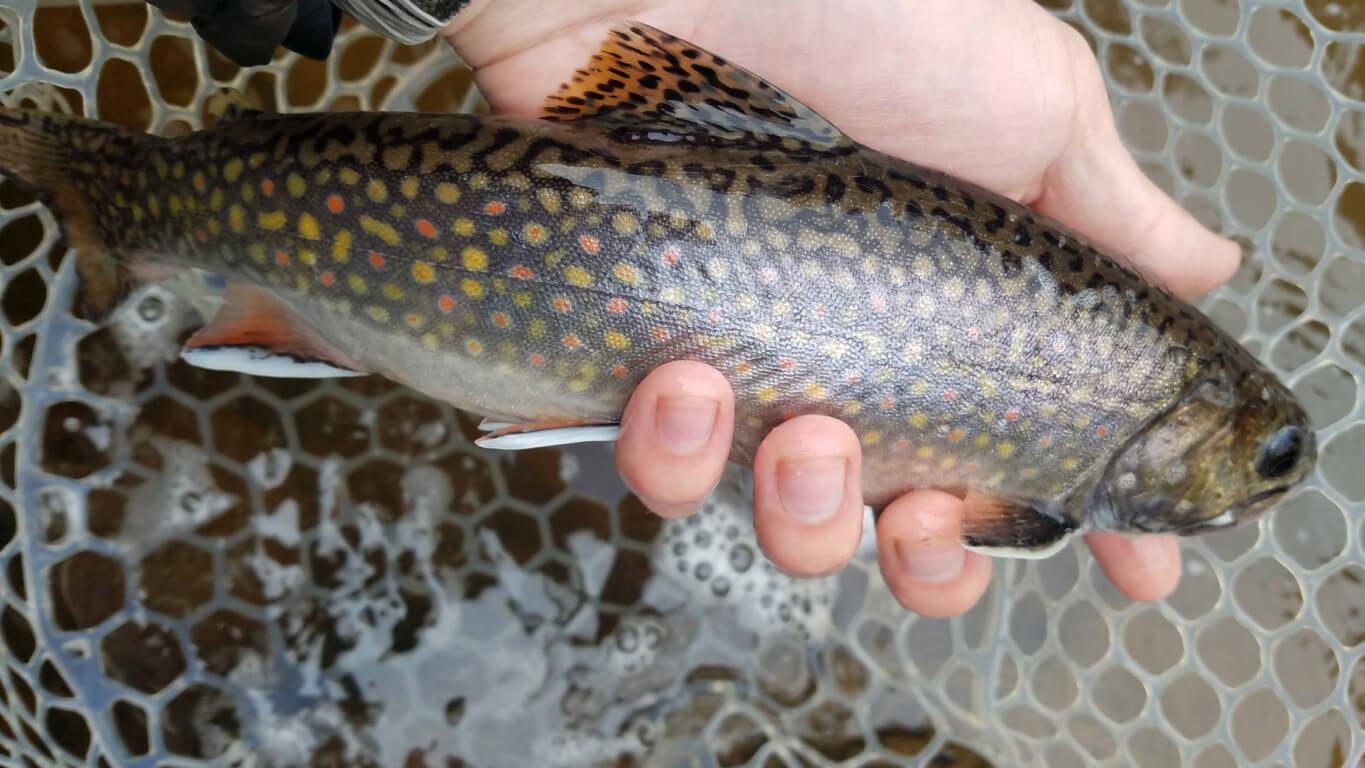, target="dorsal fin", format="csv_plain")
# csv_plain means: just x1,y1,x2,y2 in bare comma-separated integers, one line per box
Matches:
540,22,851,150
